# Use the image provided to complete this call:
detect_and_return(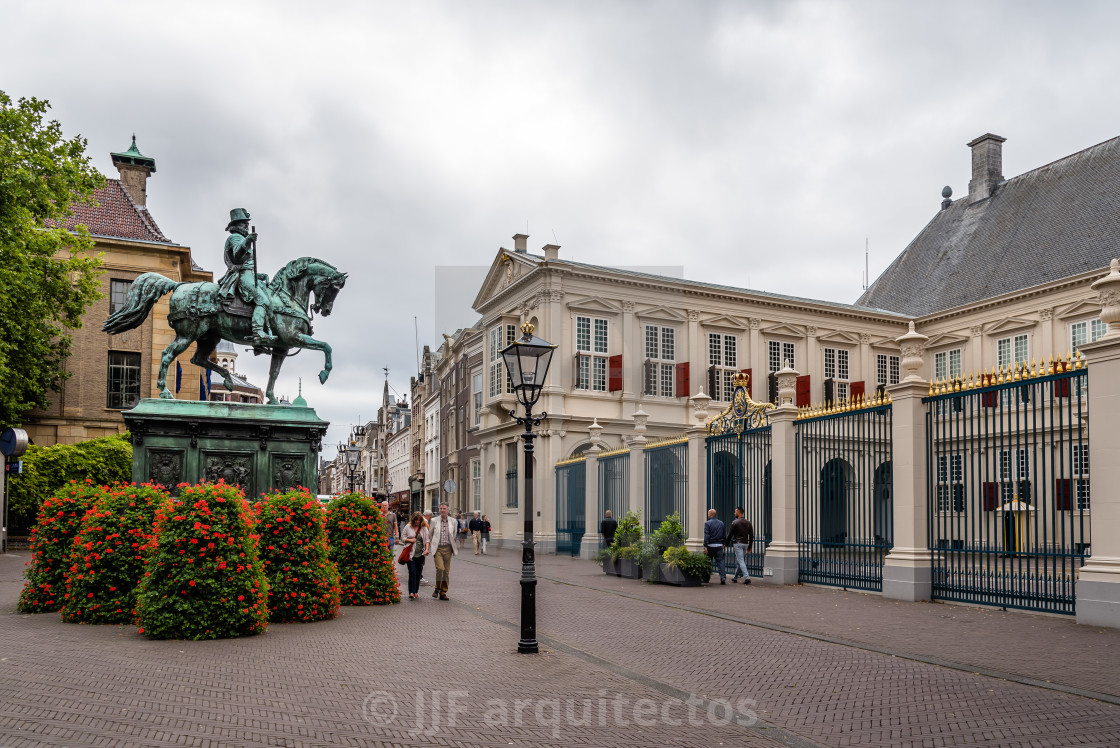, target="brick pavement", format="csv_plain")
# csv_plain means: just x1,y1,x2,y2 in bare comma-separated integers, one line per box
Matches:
2,545,1119,747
